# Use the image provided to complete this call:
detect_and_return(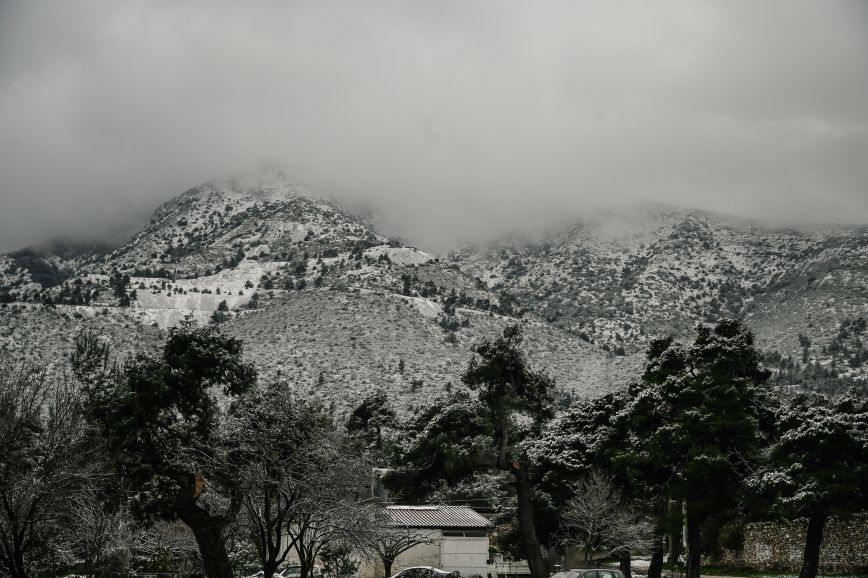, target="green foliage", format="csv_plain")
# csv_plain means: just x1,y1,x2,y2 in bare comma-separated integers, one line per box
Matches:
385,391,493,502
109,270,131,304
73,325,257,520
346,389,396,455
9,249,73,288
748,391,868,517
623,319,772,517
717,521,745,552
463,324,554,450
530,389,631,499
